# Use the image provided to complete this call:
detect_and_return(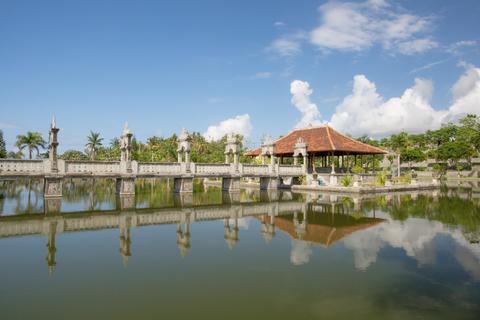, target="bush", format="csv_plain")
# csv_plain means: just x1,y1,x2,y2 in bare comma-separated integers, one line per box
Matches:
351,165,363,174
376,171,386,186
341,175,353,187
